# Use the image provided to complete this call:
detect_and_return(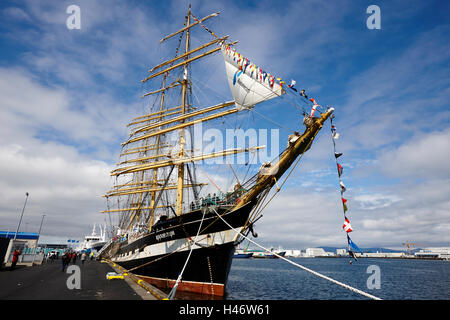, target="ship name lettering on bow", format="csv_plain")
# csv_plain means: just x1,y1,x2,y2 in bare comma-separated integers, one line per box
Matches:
156,230,175,241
